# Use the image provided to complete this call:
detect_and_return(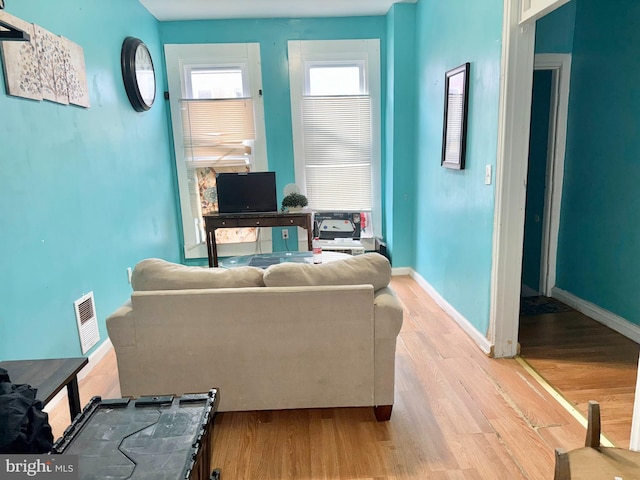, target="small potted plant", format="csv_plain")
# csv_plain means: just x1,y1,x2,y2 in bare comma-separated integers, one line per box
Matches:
281,192,308,212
